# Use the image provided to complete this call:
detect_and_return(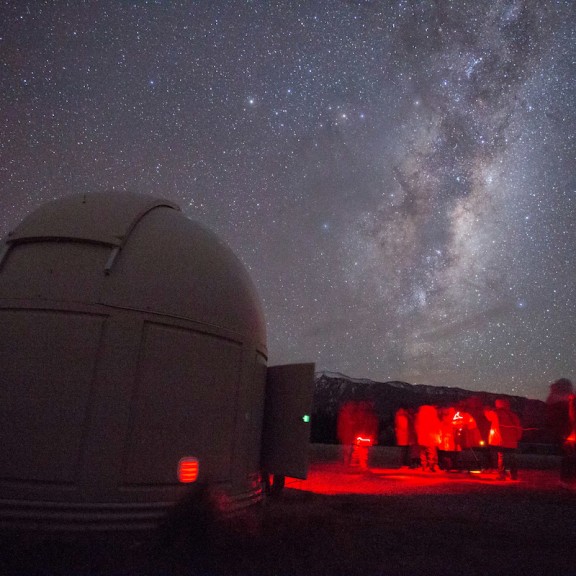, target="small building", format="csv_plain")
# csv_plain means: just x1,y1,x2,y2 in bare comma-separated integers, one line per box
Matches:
0,191,313,530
